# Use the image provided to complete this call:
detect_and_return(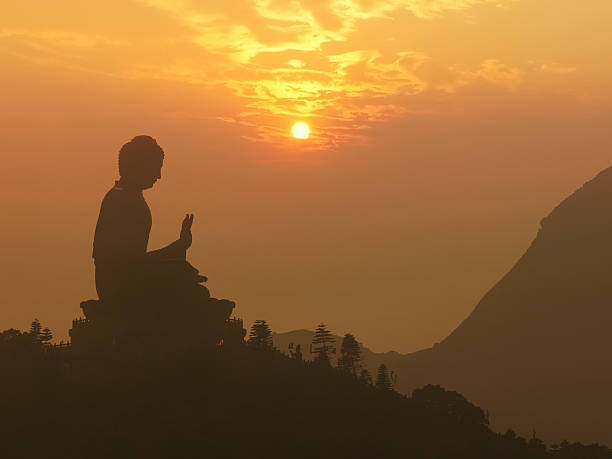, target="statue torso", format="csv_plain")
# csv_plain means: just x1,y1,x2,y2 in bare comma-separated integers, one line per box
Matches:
93,182,152,265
